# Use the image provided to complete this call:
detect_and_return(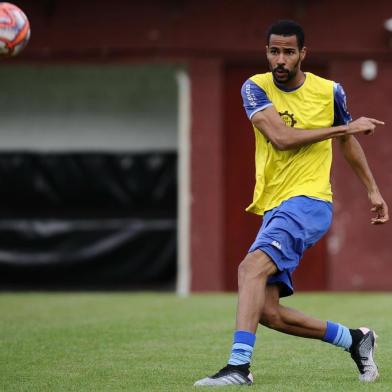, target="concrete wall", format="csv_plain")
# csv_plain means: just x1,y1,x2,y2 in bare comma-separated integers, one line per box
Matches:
0,65,177,151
